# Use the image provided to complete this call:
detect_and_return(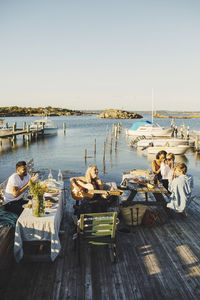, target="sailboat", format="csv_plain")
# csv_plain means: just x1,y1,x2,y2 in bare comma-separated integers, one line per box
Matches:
125,90,173,137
